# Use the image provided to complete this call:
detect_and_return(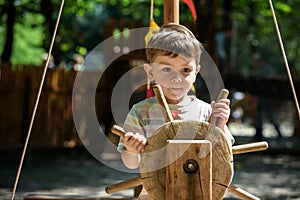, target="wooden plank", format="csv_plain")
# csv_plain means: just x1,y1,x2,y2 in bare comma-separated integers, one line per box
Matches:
164,0,179,24
166,140,212,200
